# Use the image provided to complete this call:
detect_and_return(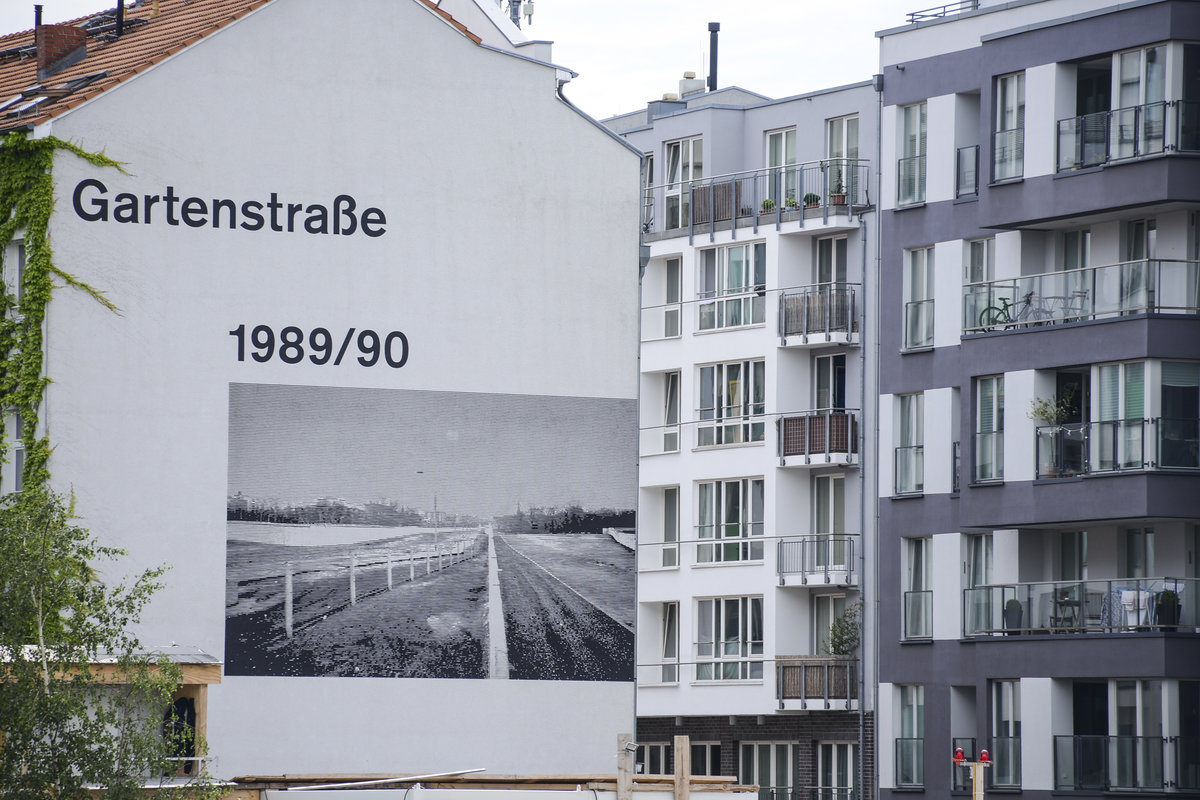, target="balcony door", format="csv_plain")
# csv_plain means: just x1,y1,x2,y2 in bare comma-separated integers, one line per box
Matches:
740,742,798,800
814,474,847,572
1161,362,1200,467
1095,362,1144,470
966,533,993,634
1112,46,1166,159
1113,680,1164,789
827,115,859,198
665,137,702,230
818,742,856,800
767,128,797,206
1121,220,1156,312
